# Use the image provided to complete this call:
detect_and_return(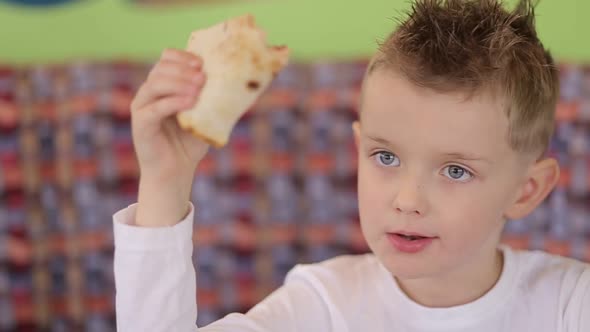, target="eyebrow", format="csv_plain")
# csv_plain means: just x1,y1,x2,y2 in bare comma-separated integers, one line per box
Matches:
441,152,492,164
366,135,492,164
366,135,393,147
